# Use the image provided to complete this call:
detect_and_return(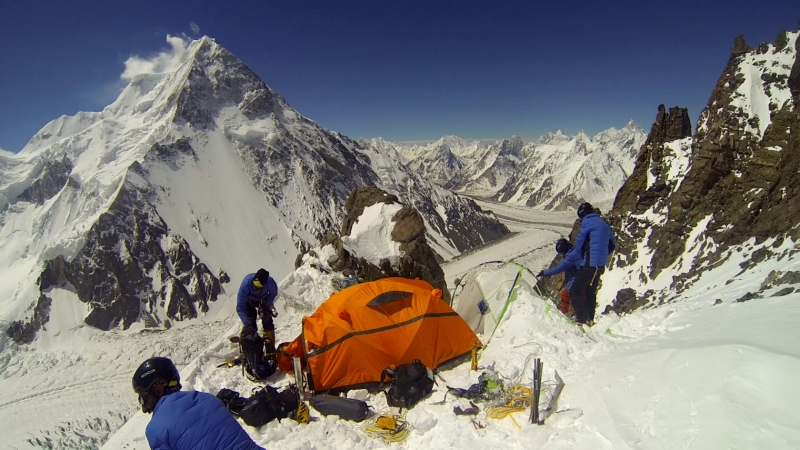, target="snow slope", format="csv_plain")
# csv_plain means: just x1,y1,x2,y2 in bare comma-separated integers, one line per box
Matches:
92,203,800,450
